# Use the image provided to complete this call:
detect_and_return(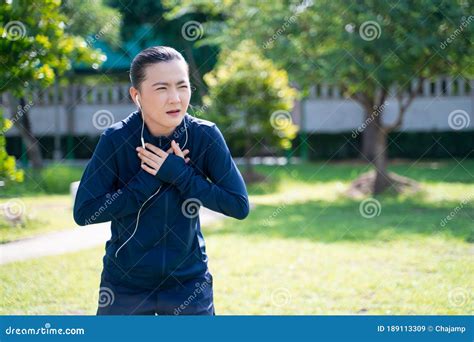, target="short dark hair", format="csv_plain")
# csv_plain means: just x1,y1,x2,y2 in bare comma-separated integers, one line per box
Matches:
129,46,188,90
